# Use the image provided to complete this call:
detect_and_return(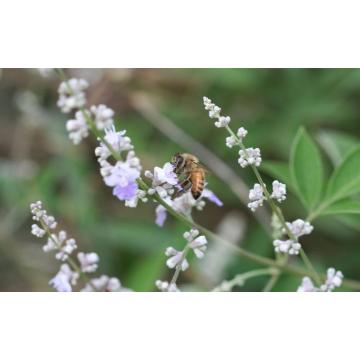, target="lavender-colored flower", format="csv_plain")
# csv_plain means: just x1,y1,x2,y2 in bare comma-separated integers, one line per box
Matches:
57,78,88,113
49,264,79,292
226,135,238,148
247,183,264,212
183,229,207,259
202,189,223,207
43,230,77,261
320,268,343,292
81,275,130,292
77,252,99,273
155,280,180,292
31,224,45,238
113,181,138,201
285,219,313,238
165,247,189,271
297,277,316,292
238,147,262,168
66,110,89,145
103,161,140,194
155,205,168,227
90,104,114,130
273,239,301,255
271,180,286,203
